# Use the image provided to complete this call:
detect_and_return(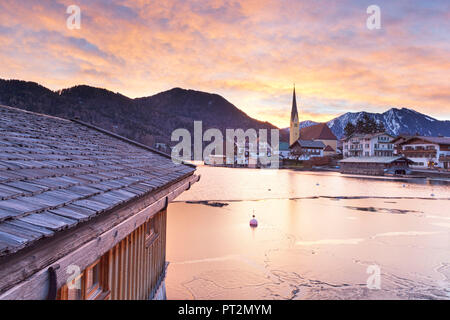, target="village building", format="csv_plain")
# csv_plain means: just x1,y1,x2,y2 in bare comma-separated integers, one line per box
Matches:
323,145,335,156
206,154,227,166
339,156,413,176
288,86,337,157
278,142,291,159
391,135,414,156
289,140,325,160
336,139,344,155
299,123,338,155
342,132,395,158
396,136,450,169
0,105,199,300
205,139,276,168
